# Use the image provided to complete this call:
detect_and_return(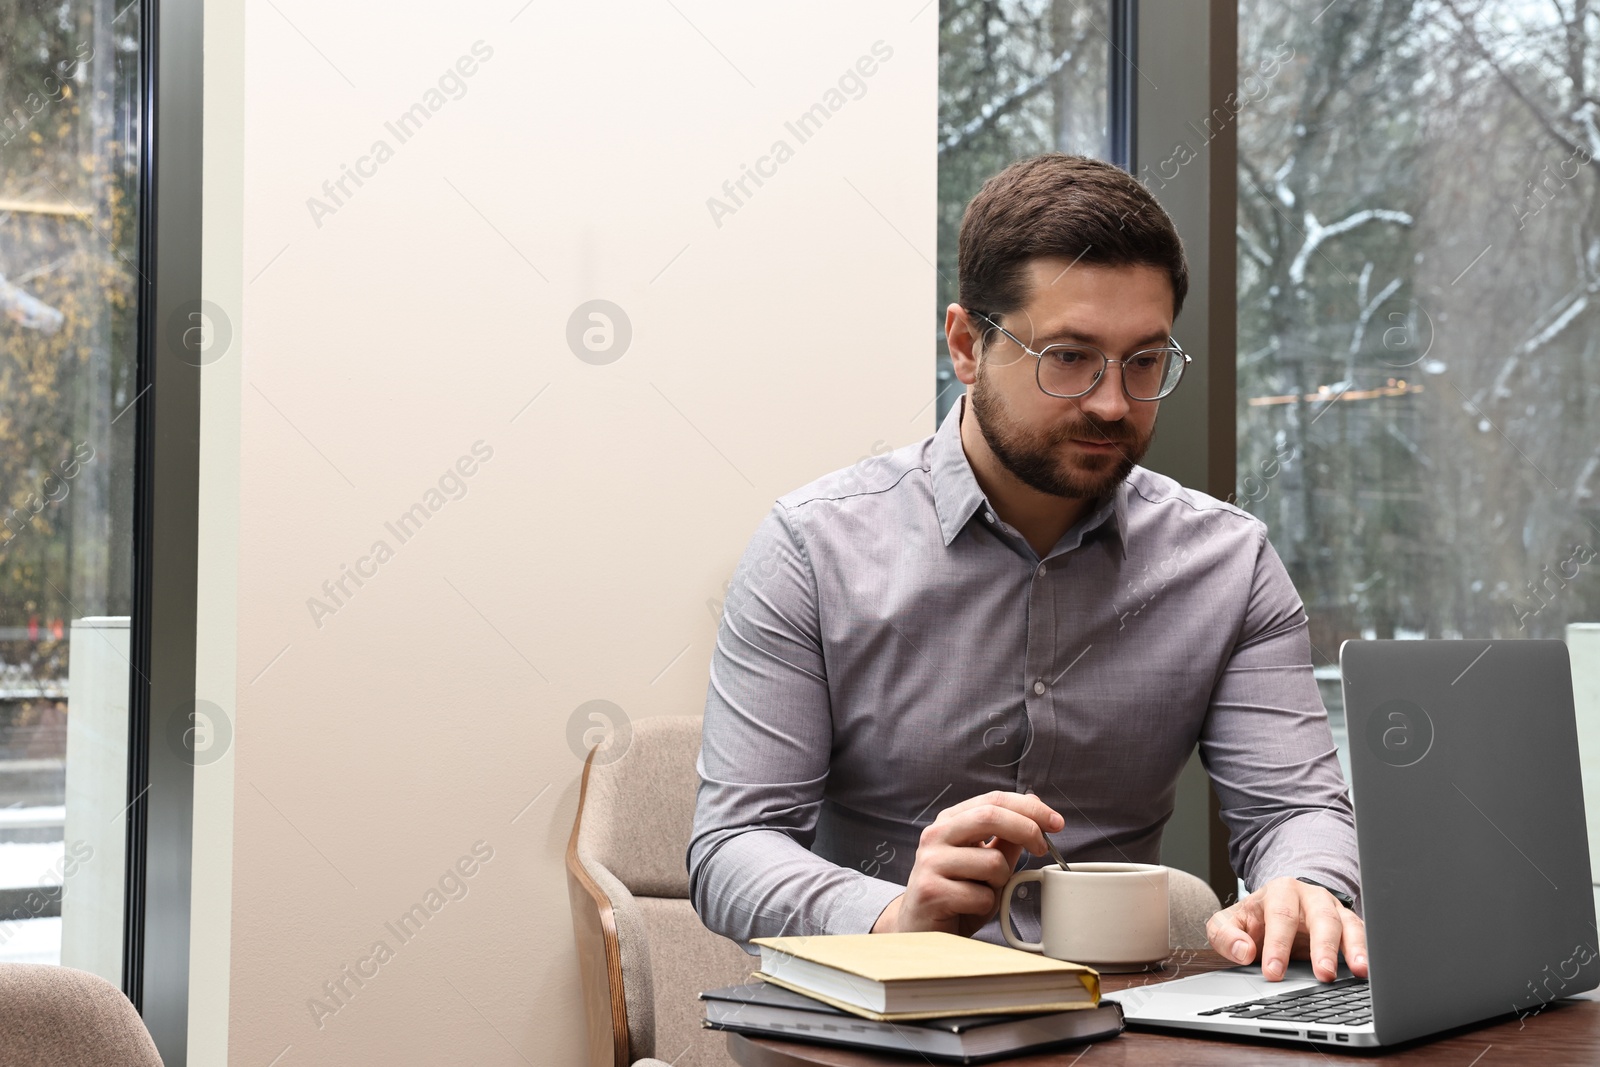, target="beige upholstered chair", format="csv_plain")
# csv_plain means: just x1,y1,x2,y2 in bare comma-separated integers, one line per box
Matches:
1169,864,1226,951
0,963,163,1065
568,715,754,1067
566,714,1224,1067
